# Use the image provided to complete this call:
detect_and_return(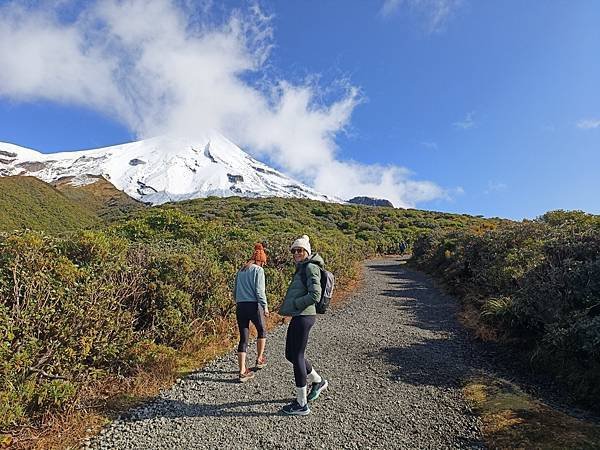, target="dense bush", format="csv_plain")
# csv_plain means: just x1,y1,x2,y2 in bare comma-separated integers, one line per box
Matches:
0,196,489,428
0,231,136,427
0,206,369,428
162,196,491,252
412,210,600,407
